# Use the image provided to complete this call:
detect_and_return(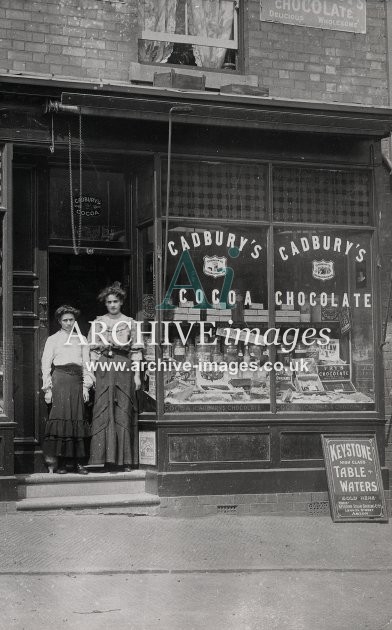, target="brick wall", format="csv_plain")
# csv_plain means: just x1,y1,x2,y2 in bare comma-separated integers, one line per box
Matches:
0,0,388,106
0,0,138,82
247,0,388,105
